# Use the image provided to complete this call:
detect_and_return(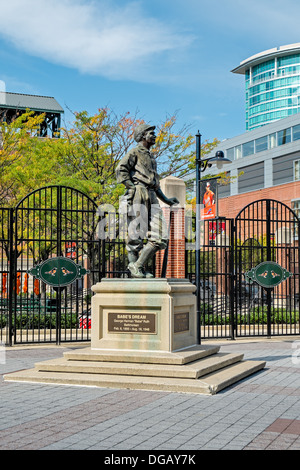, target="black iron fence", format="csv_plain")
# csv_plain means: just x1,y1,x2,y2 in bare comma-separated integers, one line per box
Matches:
0,188,299,345
186,199,300,339
1,186,101,345
186,217,235,339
